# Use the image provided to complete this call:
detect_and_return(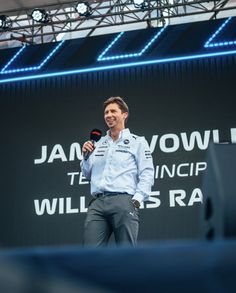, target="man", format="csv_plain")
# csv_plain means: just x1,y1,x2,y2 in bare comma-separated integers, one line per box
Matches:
81,96,154,246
